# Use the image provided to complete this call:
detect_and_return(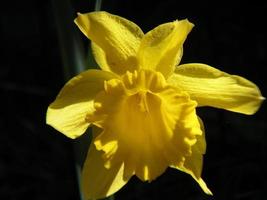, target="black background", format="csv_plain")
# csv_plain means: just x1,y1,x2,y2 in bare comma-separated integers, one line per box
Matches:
1,0,266,199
